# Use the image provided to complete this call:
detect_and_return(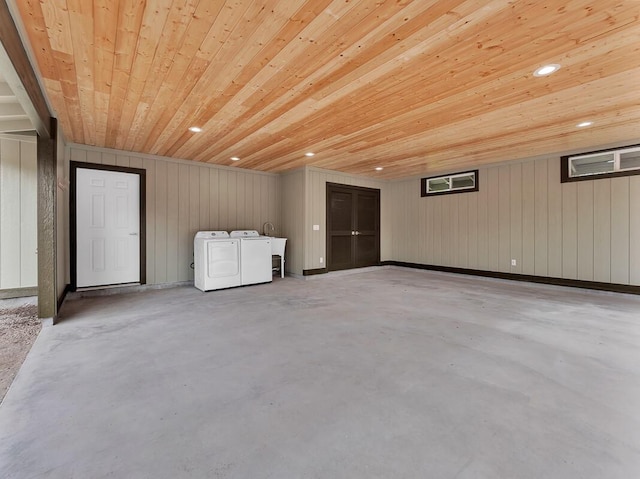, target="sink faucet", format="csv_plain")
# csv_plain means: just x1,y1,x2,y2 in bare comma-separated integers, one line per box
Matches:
263,222,275,236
